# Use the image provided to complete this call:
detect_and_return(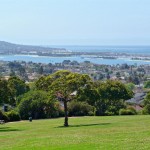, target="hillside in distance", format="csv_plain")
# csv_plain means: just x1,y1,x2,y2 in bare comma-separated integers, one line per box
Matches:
0,41,66,54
